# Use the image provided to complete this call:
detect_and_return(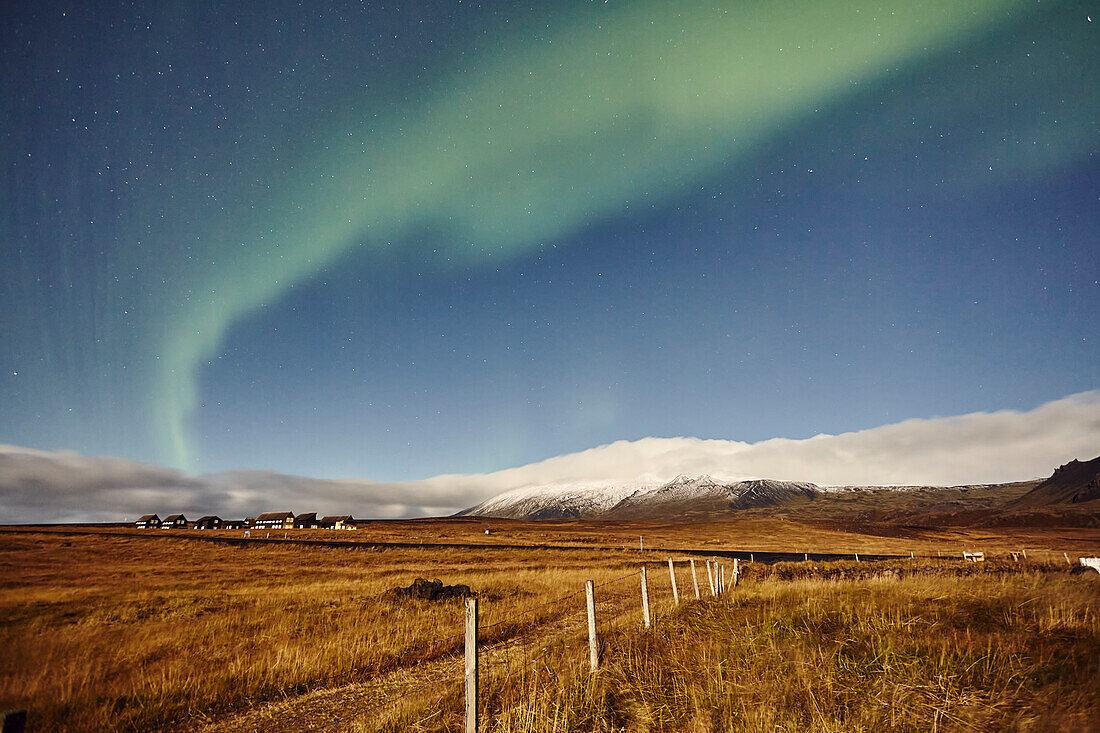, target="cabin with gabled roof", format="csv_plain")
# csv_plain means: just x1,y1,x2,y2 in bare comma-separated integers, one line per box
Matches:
294,512,319,529
135,514,160,529
253,511,295,530
161,514,188,529
193,515,221,530
320,515,357,530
